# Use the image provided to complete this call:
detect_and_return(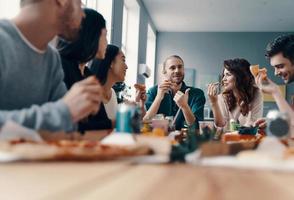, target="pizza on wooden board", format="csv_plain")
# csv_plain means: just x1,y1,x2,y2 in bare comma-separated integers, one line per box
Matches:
0,139,152,161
